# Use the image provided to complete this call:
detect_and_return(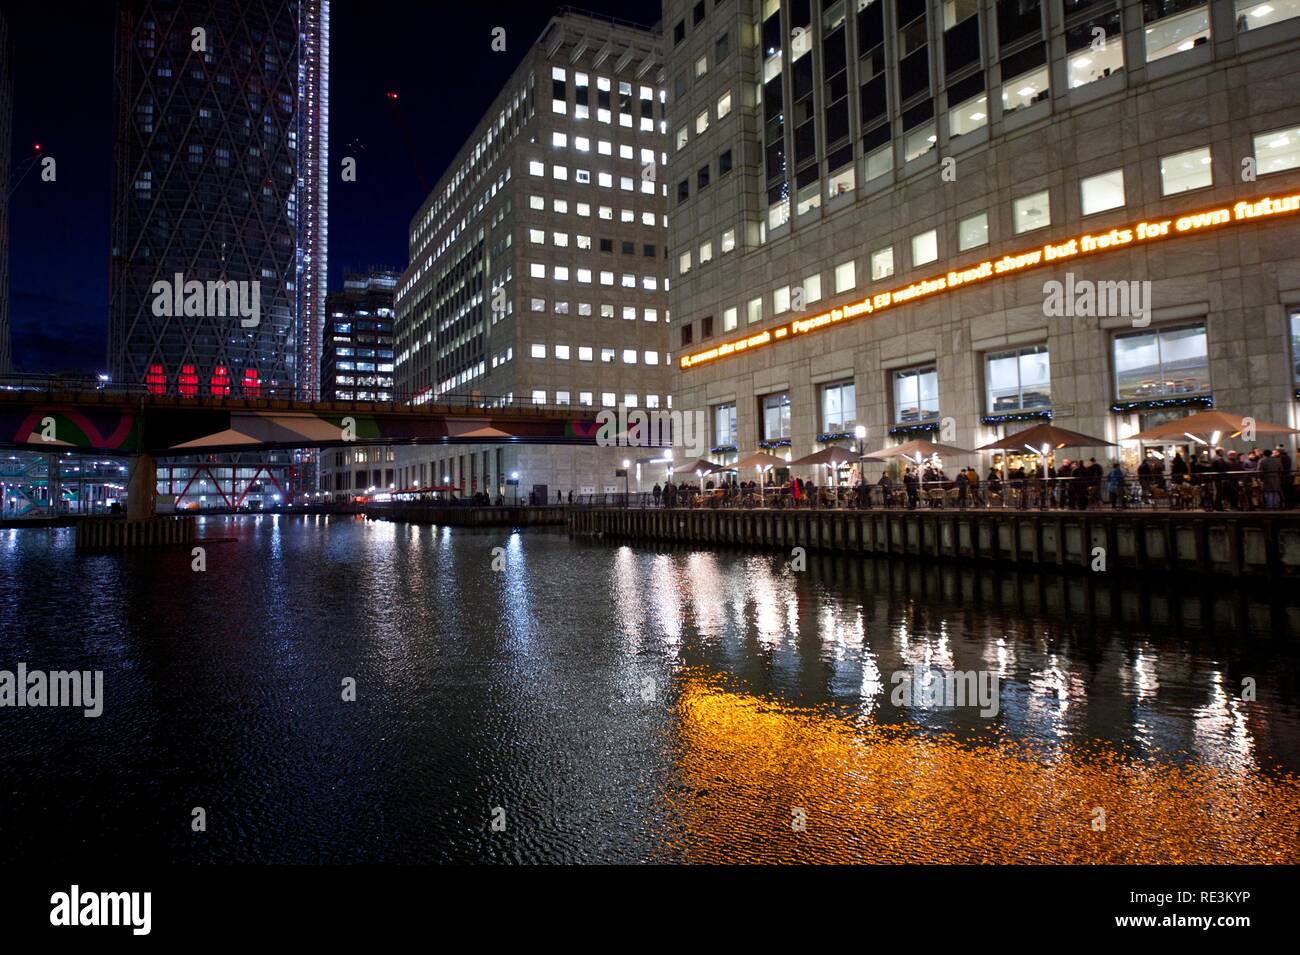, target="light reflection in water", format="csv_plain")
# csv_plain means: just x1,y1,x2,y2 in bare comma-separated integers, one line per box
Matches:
2,519,1298,863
